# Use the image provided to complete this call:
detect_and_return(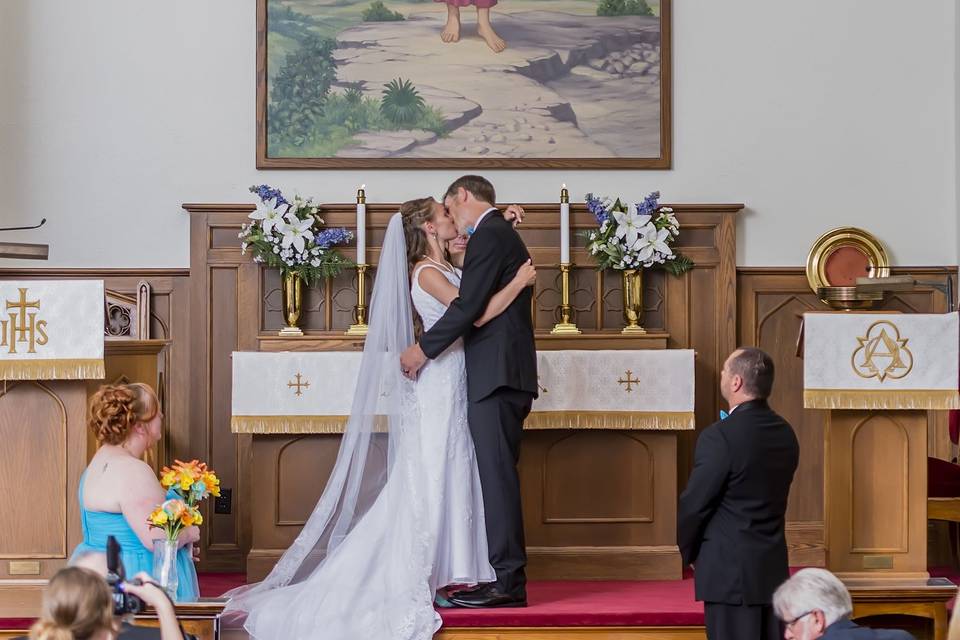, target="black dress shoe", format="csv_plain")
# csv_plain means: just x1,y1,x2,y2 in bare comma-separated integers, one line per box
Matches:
448,584,527,608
